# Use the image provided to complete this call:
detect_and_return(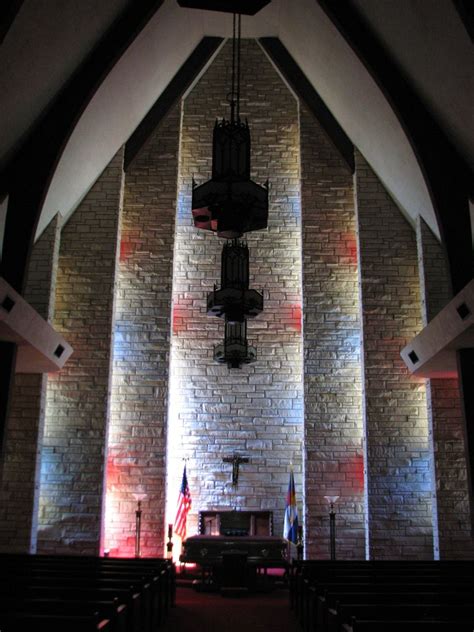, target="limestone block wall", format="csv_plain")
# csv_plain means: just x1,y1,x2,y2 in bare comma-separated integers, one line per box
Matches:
168,40,304,538
3,40,459,562
417,217,453,324
0,214,61,552
300,106,365,559
37,149,124,554
104,108,180,557
355,152,433,559
416,217,474,558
